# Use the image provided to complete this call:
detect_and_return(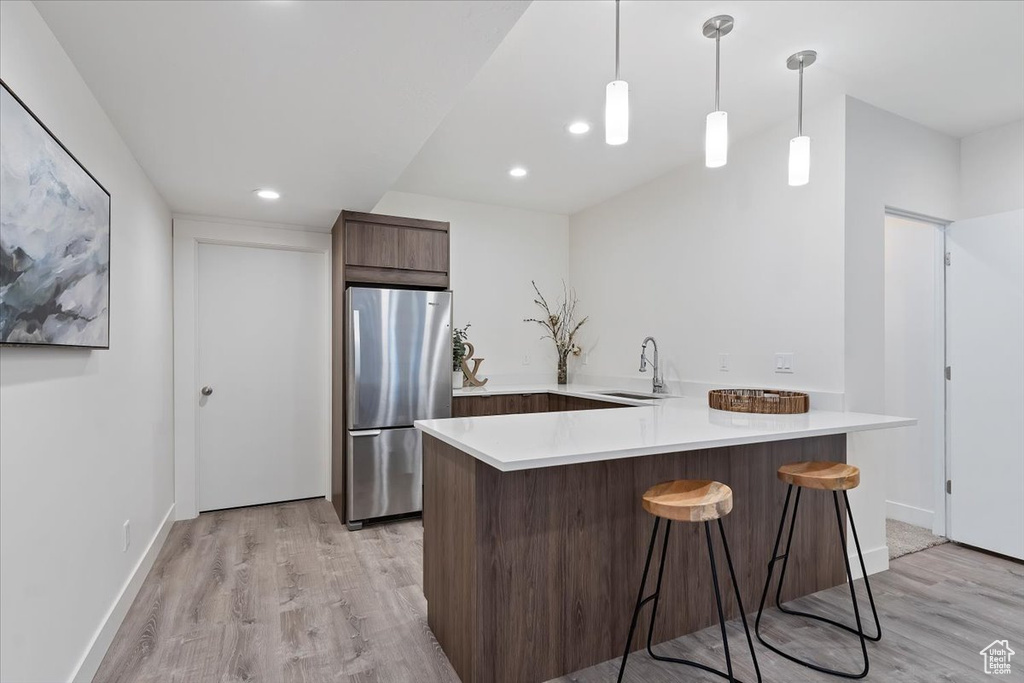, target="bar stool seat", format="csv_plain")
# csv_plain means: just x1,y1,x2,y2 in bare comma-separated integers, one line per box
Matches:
777,461,860,490
618,479,761,683
642,479,733,521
